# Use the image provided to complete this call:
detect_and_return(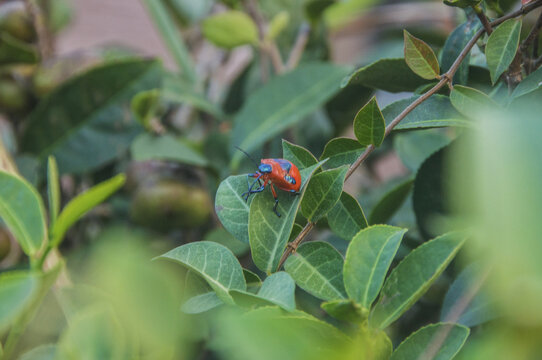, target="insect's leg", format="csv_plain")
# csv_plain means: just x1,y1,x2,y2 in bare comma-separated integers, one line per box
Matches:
242,173,262,201
289,190,300,196
270,184,281,217
251,179,268,194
